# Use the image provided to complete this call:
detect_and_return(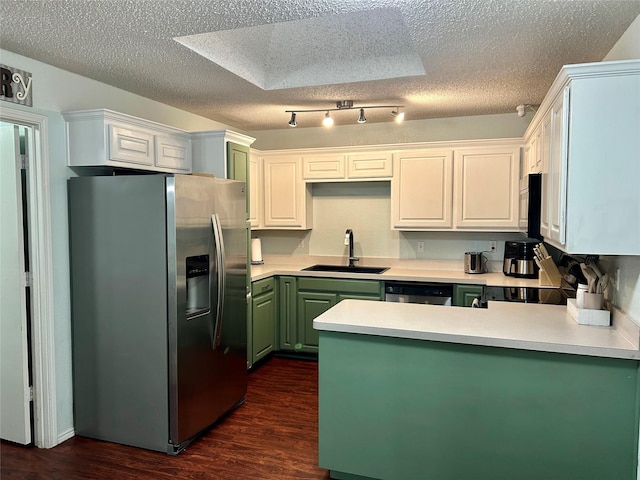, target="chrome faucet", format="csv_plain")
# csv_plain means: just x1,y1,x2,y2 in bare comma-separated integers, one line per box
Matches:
345,229,359,267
